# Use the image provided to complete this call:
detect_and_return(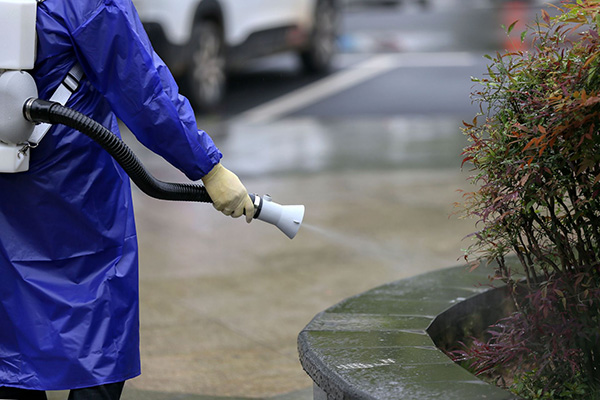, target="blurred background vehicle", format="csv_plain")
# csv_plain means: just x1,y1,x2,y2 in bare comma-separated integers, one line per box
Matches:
132,0,339,112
